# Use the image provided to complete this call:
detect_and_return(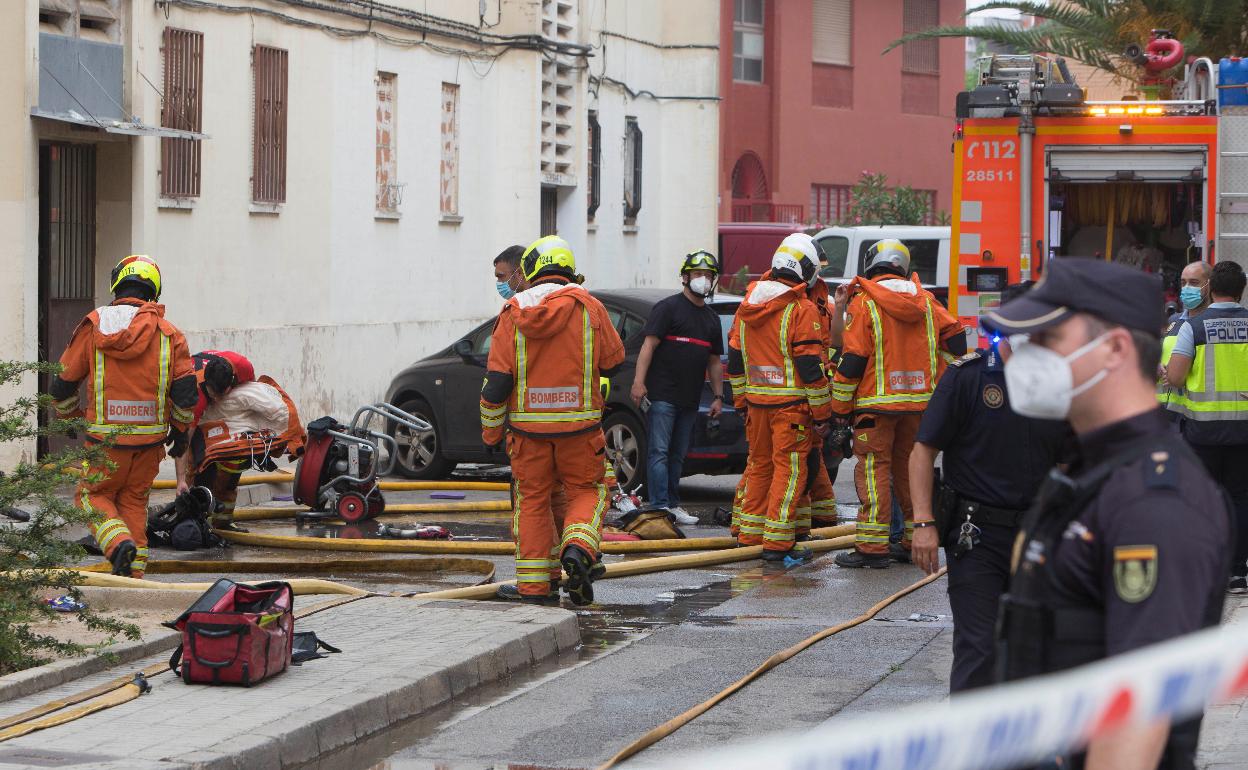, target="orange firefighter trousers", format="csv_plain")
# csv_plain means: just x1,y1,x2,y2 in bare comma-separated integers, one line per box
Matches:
509,431,609,597
513,461,615,584
739,403,815,551
852,412,921,555
78,444,164,578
